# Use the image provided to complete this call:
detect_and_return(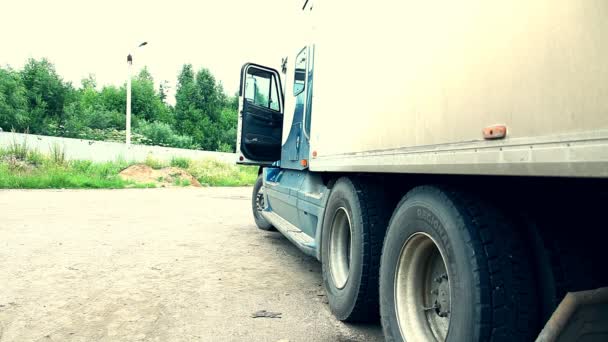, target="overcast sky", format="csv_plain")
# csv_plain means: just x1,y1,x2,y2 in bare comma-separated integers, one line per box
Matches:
0,0,302,104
